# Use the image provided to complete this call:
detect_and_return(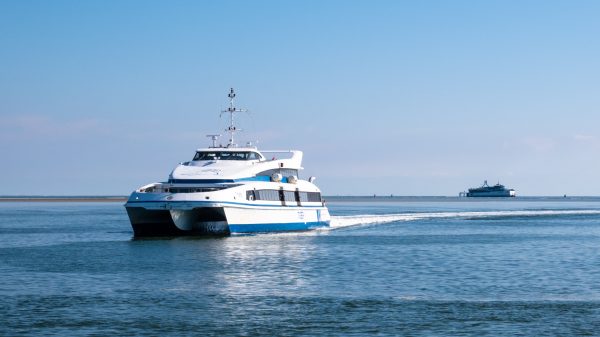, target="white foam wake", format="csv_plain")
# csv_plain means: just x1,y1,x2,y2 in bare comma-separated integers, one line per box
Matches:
329,209,600,230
